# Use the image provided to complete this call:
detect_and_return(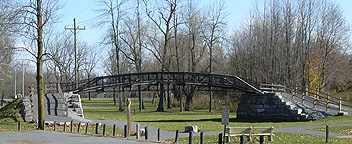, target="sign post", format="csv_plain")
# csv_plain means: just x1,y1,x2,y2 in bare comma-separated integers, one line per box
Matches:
221,109,230,144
